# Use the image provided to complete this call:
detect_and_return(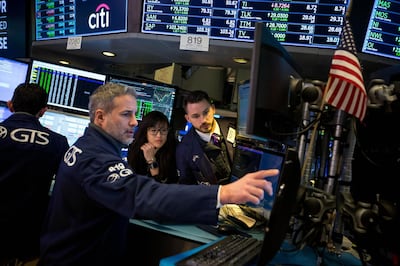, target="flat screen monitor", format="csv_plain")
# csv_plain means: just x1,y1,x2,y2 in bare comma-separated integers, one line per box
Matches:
0,1,28,58
257,146,301,265
0,57,29,103
29,60,107,114
108,76,177,123
362,0,400,61
0,104,12,122
230,135,301,265
141,1,349,49
39,109,90,146
236,80,250,137
35,0,128,40
247,22,303,144
231,135,287,214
